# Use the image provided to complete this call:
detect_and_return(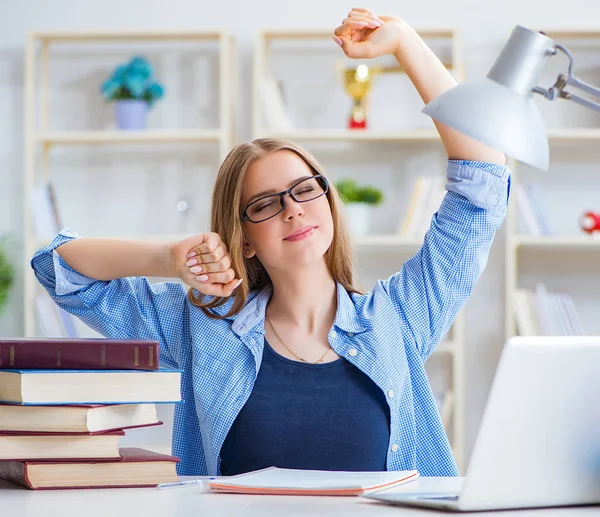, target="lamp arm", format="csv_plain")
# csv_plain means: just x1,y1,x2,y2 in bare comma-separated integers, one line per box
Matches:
532,44,600,114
